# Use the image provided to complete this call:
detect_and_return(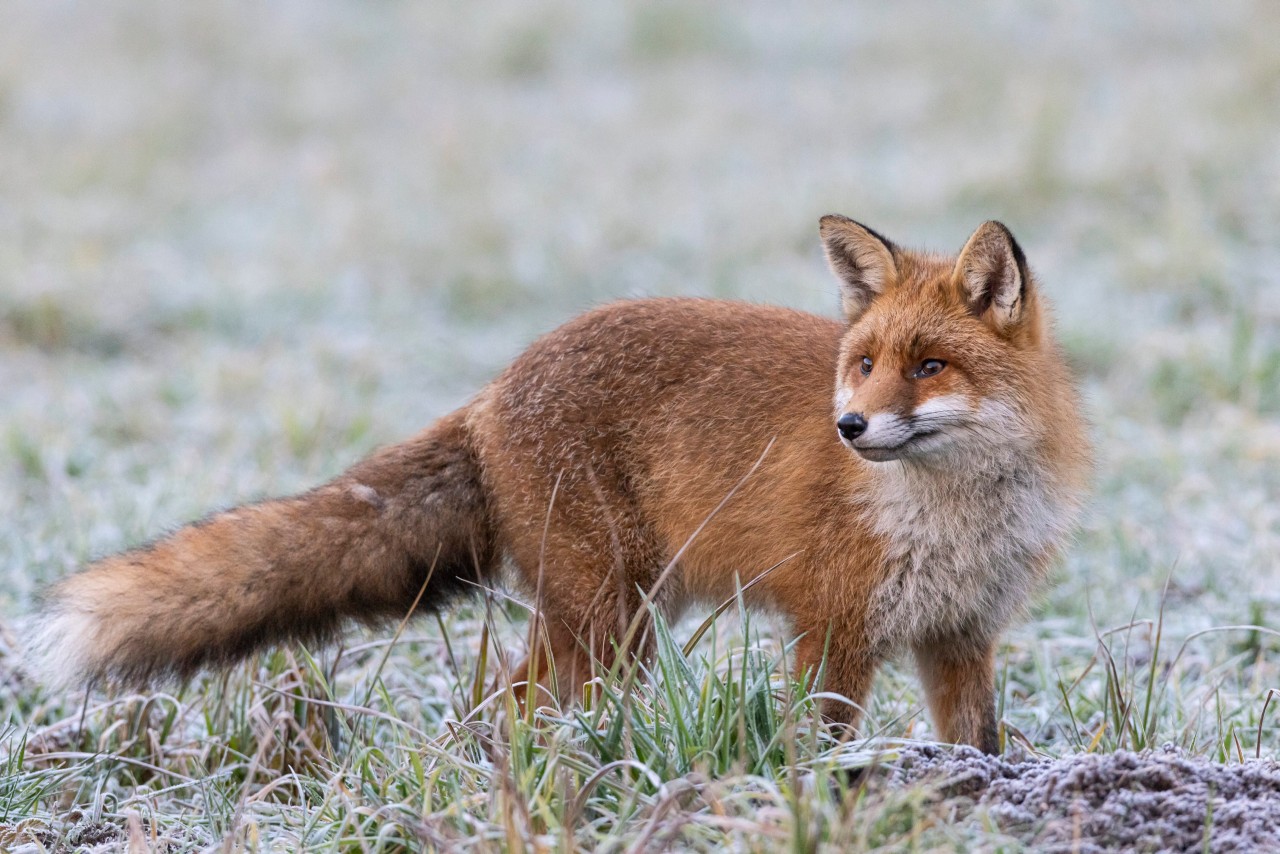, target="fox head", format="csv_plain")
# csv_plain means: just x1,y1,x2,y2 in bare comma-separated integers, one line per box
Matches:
821,215,1061,466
